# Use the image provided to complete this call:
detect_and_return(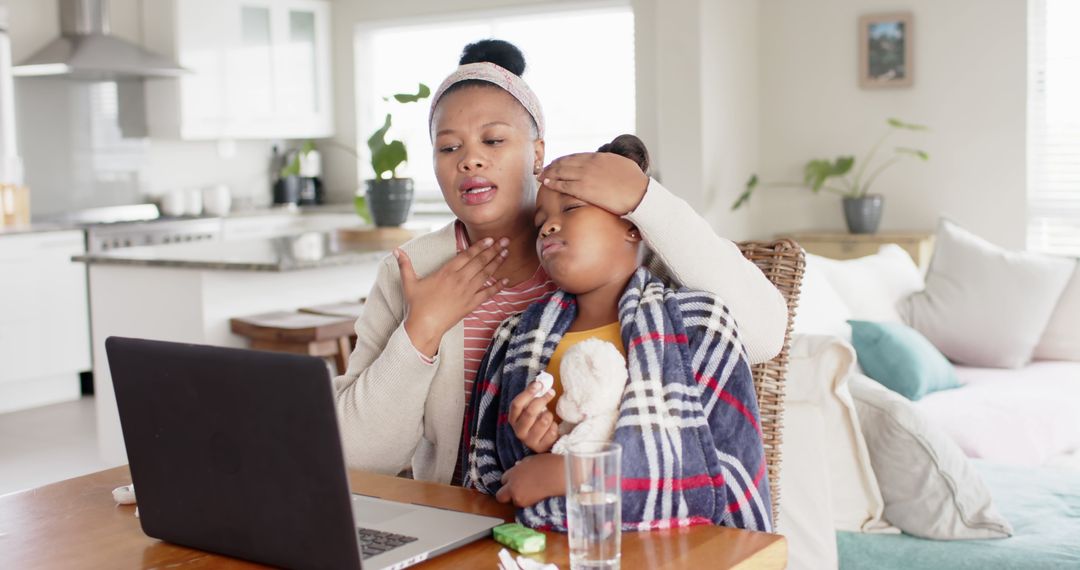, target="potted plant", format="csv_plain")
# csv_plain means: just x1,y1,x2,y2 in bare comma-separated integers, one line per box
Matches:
732,118,929,234
276,140,320,205
360,83,431,227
